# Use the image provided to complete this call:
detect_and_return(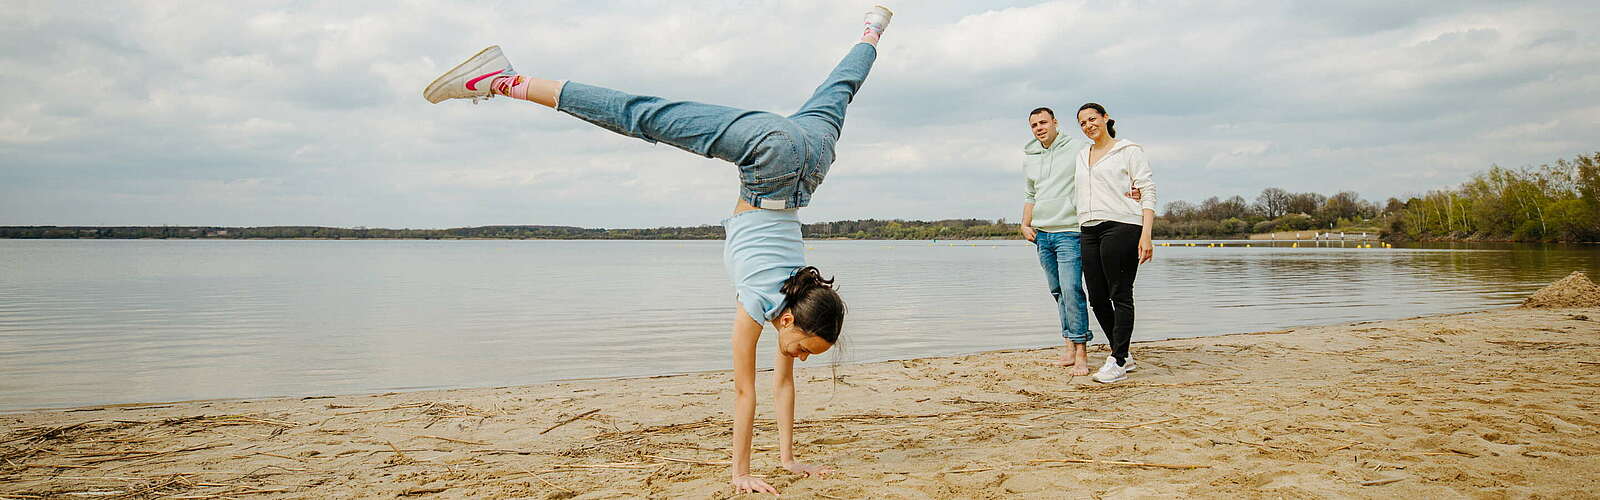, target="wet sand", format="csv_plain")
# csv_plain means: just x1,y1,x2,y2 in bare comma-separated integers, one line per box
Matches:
4,304,1599,499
